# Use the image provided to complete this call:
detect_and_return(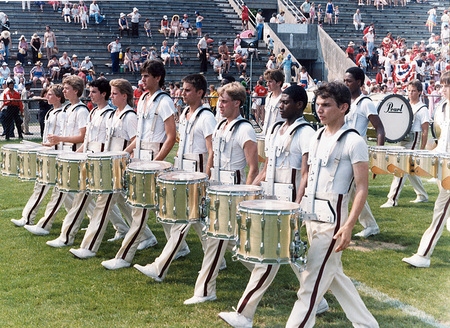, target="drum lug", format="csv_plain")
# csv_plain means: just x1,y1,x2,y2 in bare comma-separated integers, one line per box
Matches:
235,212,242,250
244,214,251,252
260,215,265,256
185,186,190,218
201,196,209,219
161,186,167,215
172,187,177,218
276,215,281,257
